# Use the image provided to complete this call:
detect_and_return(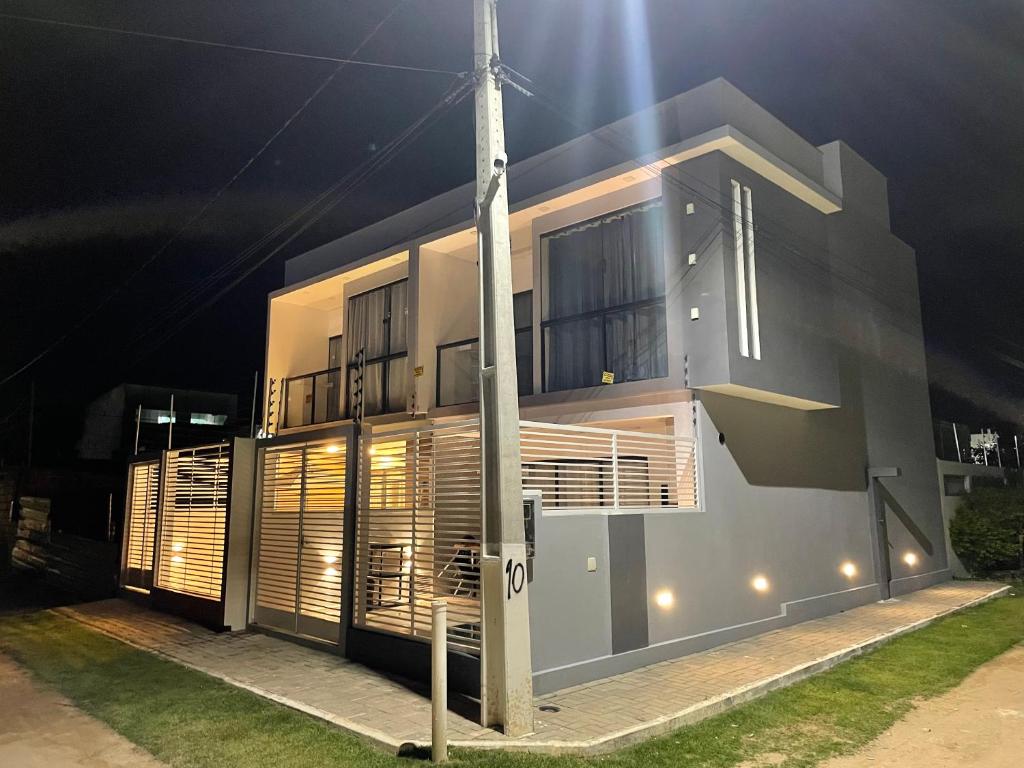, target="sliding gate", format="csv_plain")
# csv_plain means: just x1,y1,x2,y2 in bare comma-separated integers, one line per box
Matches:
253,436,349,643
